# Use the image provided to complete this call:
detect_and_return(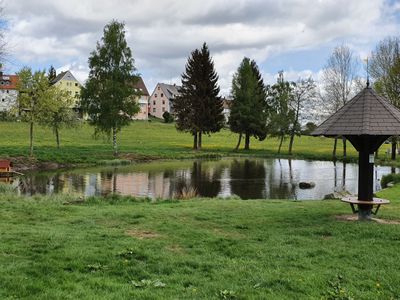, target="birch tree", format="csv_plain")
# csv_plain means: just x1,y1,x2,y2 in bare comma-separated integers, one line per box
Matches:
321,45,359,160
81,20,140,156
